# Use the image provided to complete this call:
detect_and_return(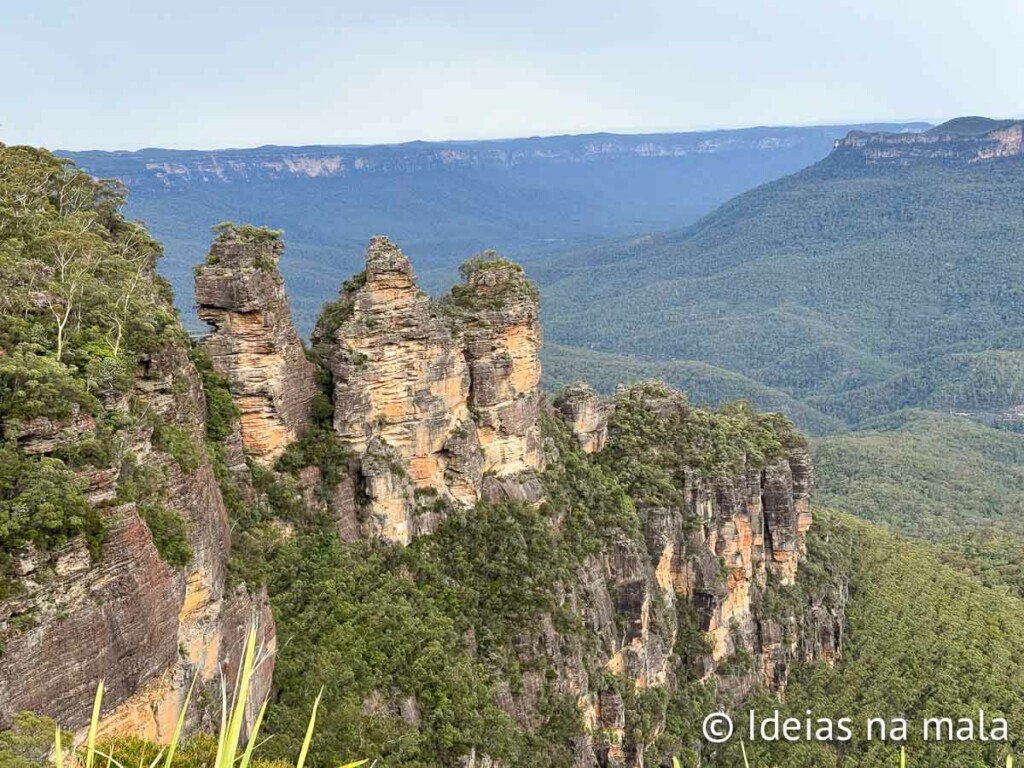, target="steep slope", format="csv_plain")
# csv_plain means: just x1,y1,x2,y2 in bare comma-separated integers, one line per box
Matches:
0,145,273,738
812,410,1024,595
536,118,1024,429
746,511,1024,768
59,123,927,334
